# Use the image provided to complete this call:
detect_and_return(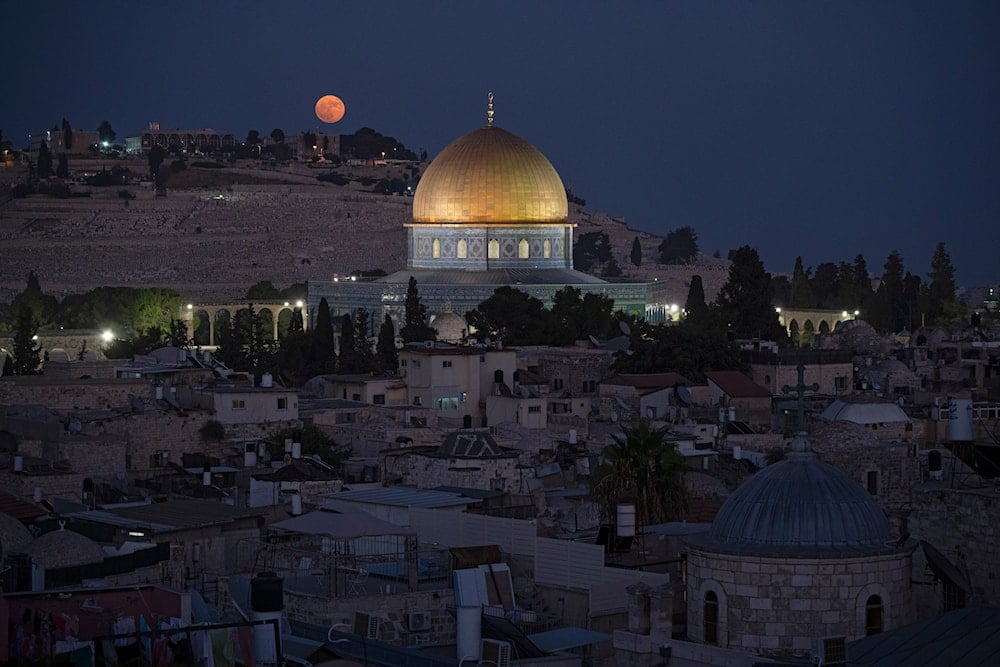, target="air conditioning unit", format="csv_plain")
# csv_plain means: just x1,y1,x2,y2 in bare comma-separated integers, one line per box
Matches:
811,636,847,665
408,611,432,631
481,639,512,667
353,611,379,639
